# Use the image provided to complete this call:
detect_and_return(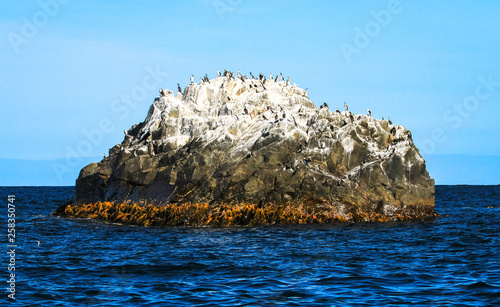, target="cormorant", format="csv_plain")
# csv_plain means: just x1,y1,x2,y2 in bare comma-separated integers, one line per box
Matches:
367,109,371,117
238,70,241,78
304,88,308,96
259,73,263,80
200,77,204,84
190,75,194,84
250,72,255,79
344,102,348,111
177,83,182,93
388,117,393,125
223,69,228,77
244,106,248,114
270,72,273,80
280,73,283,81
274,75,279,82
217,69,221,77
322,102,328,109
275,114,278,120
335,108,341,114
